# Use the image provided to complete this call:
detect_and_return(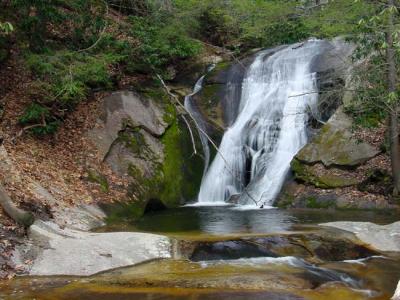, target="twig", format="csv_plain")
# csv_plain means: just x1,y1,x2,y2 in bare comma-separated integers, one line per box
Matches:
77,0,109,53
181,114,197,156
13,113,47,142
